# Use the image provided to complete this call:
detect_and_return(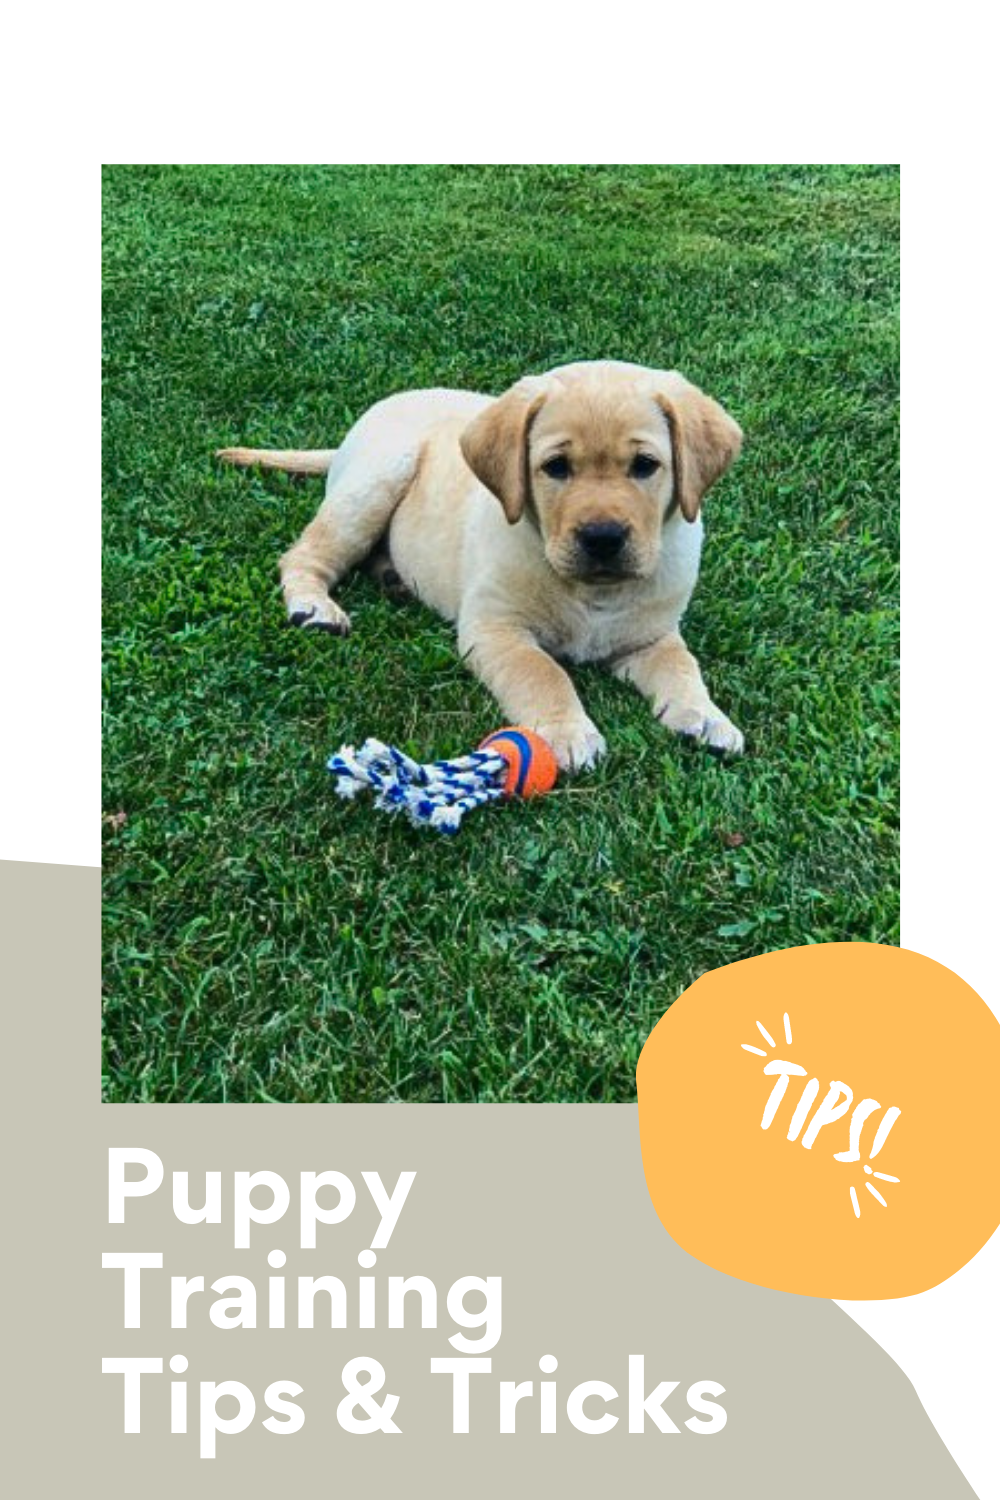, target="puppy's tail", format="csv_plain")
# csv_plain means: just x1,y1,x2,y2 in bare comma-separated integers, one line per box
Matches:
216,446,338,476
